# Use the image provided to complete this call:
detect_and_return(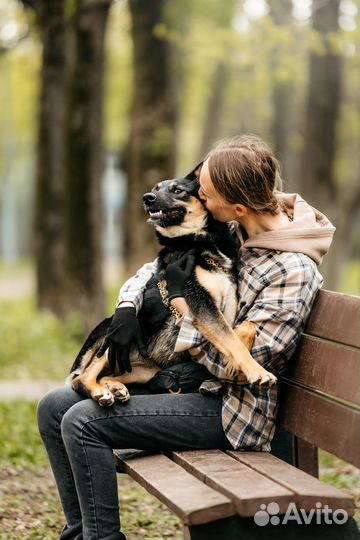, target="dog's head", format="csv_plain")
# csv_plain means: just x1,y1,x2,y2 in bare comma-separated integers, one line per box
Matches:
142,162,207,238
